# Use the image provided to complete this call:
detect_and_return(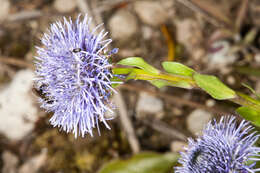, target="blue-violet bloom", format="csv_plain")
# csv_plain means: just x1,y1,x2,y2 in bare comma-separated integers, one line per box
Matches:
175,116,260,173
34,15,118,137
